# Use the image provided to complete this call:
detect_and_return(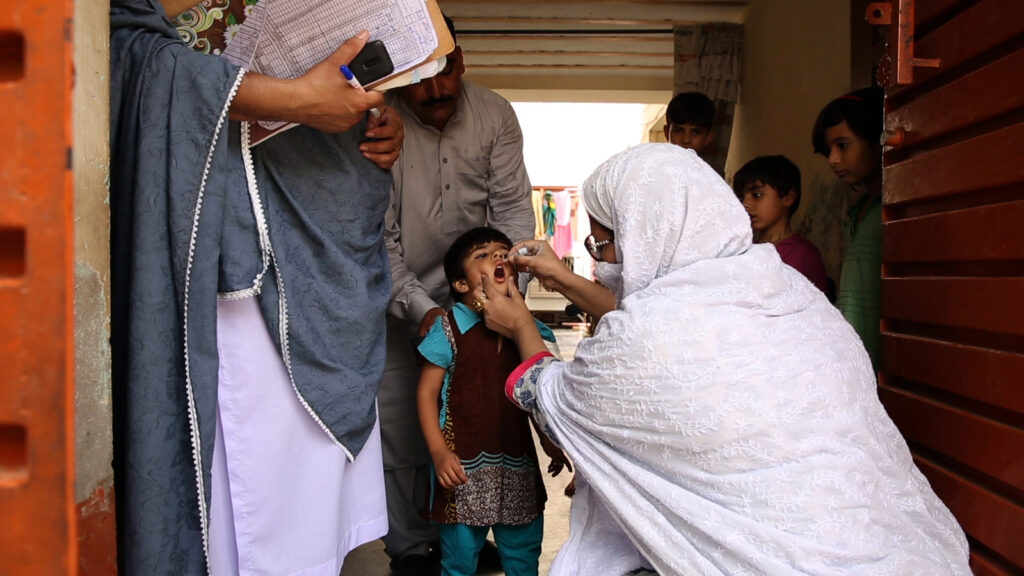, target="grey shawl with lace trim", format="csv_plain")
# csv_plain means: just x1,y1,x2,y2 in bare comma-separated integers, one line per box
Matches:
110,1,391,572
